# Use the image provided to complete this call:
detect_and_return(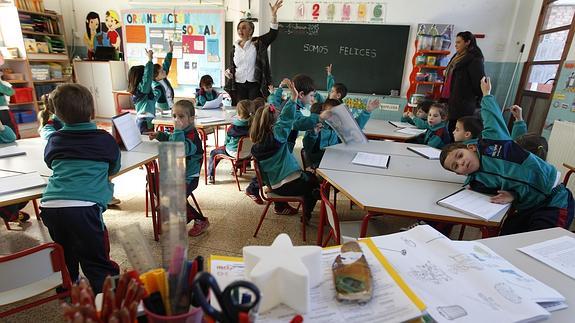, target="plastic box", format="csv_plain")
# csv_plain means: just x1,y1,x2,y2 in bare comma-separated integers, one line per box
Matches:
14,110,37,124
10,87,34,103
